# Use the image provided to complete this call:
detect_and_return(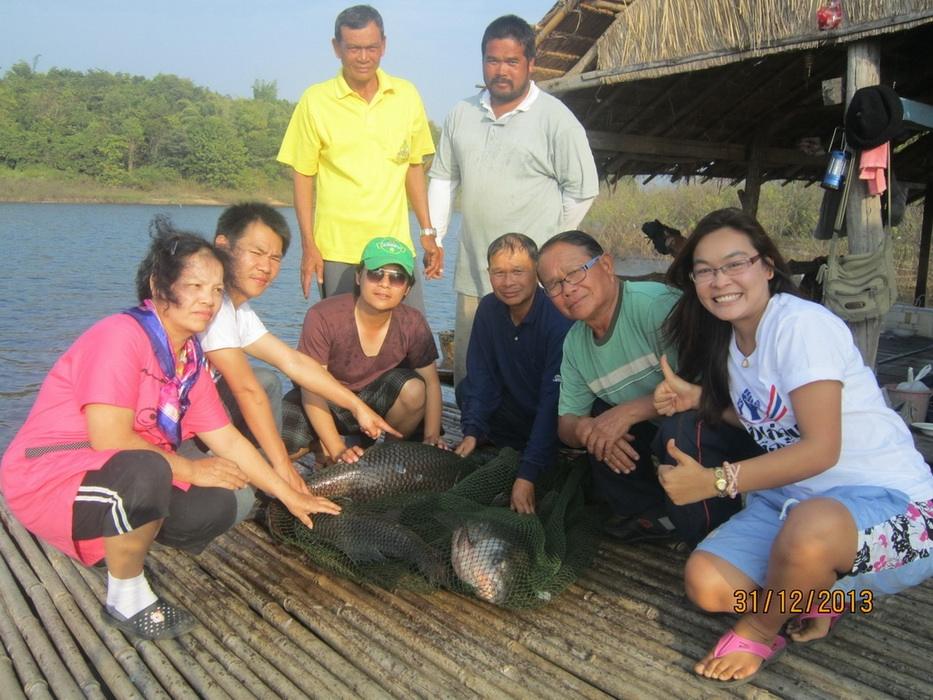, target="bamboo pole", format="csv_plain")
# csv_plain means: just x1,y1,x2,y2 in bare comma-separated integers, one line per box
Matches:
218,523,411,697
195,550,383,700
405,589,663,700
72,563,203,699
143,550,312,700
169,633,254,700
536,2,577,47
9,514,168,699
359,583,566,700
0,642,28,700
43,559,170,699
394,589,611,700
588,548,925,696
1,521,149,699
512,605,709,699
0,530,84,698
0,593,52,700
314,577,518,698
215,531,461,698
